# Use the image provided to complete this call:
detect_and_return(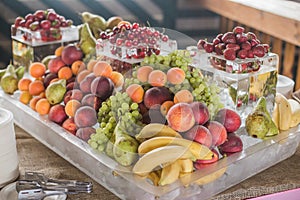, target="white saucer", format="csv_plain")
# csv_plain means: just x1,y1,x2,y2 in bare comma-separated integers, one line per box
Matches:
0,182,67,200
